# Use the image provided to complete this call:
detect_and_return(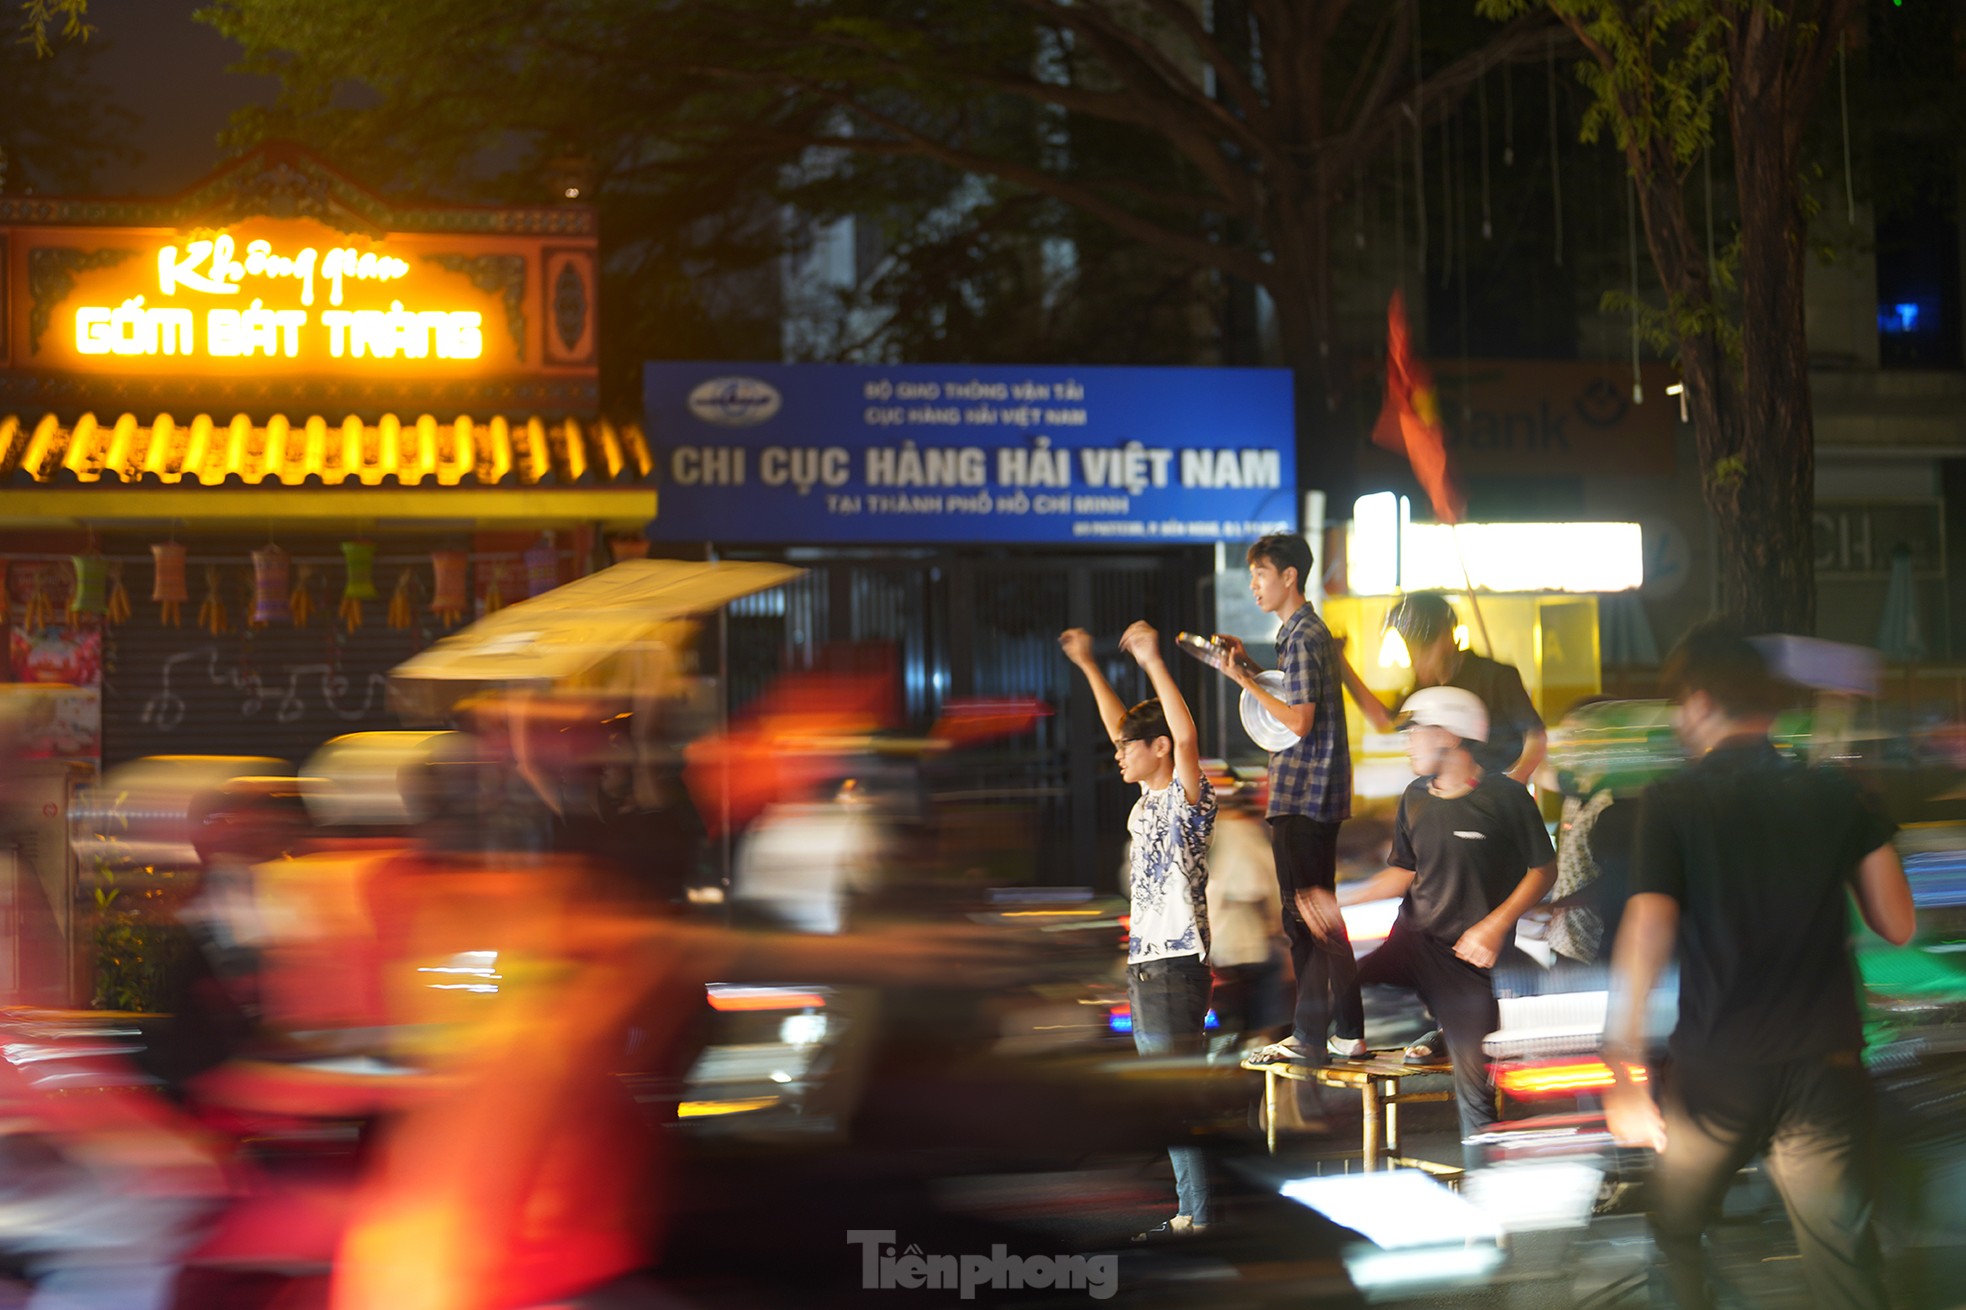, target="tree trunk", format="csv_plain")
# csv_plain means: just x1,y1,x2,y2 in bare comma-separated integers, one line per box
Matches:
1722,5,1844,636
1621,141,1745,643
